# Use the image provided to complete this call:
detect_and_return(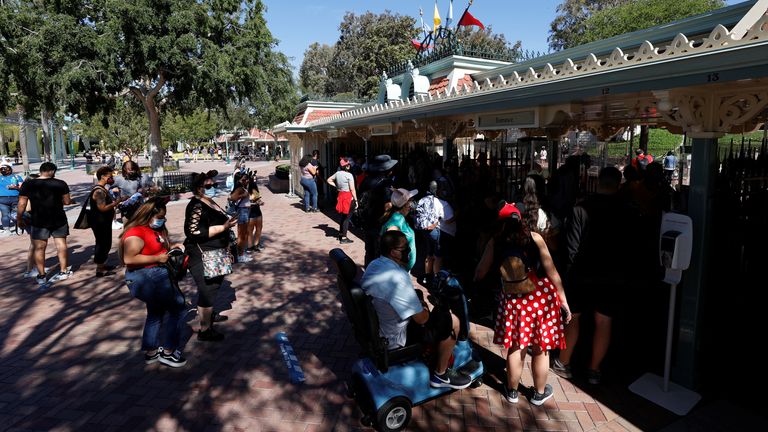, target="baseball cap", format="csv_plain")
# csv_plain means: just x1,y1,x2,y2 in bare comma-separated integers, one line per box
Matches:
498,202,521,220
